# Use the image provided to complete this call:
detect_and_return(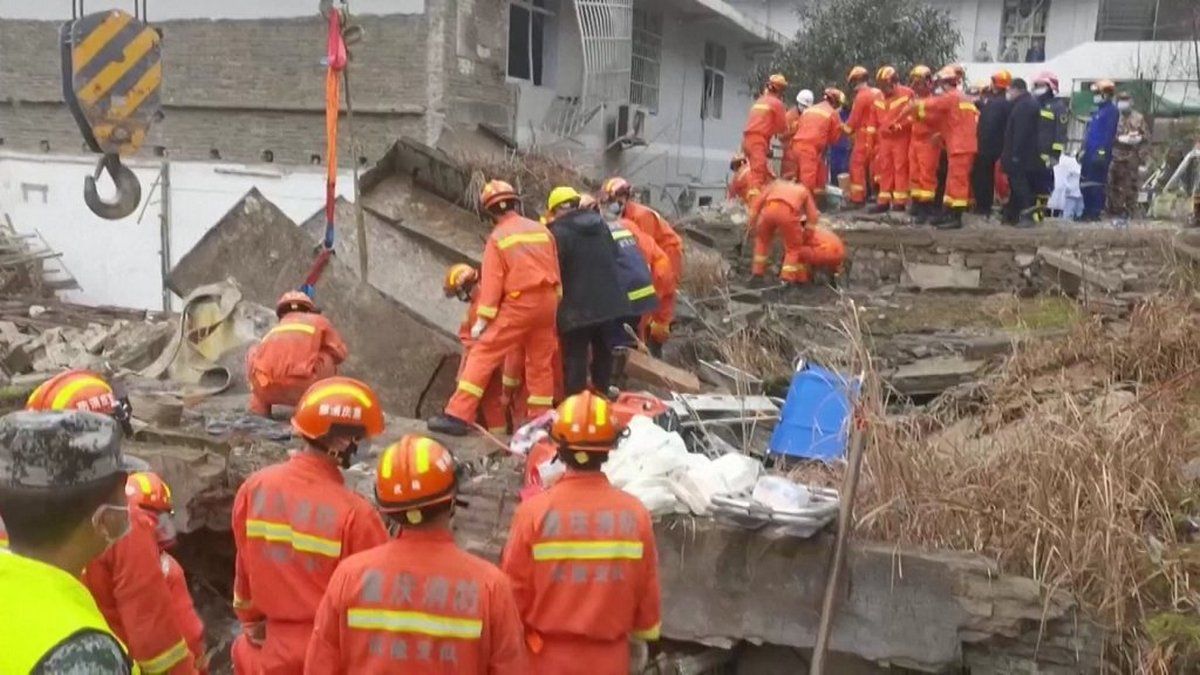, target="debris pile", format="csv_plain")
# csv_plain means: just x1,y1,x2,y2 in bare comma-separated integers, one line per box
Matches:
0,215,78,297
851,296,1200,670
